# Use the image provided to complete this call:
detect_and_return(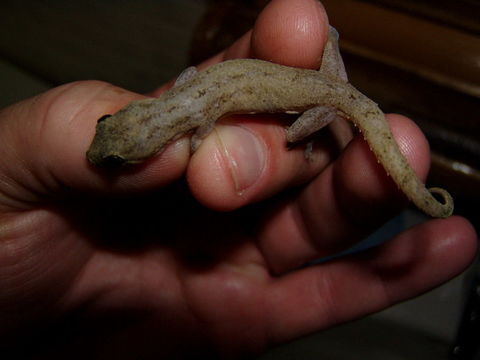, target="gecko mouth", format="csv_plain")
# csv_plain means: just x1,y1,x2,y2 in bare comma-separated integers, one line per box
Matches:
97,114,112,123
97,154,127,167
